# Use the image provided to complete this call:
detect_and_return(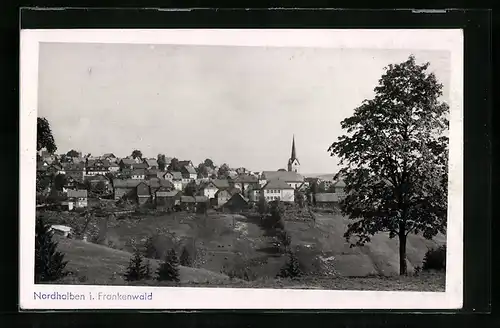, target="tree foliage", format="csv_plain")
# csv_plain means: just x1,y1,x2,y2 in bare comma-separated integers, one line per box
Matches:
66,149,80,158
35,215,69,282
124,249,150,281
217,163,230,178
179,246,192,267
157,248,180,282
167,158,181,172
257,194,269,217
328,55,449,275
37,117,57,154
131,150,143,160
277,251,302,279
53,174,67,192
157,154,167,171
203,158,215,169
184,181,197,197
